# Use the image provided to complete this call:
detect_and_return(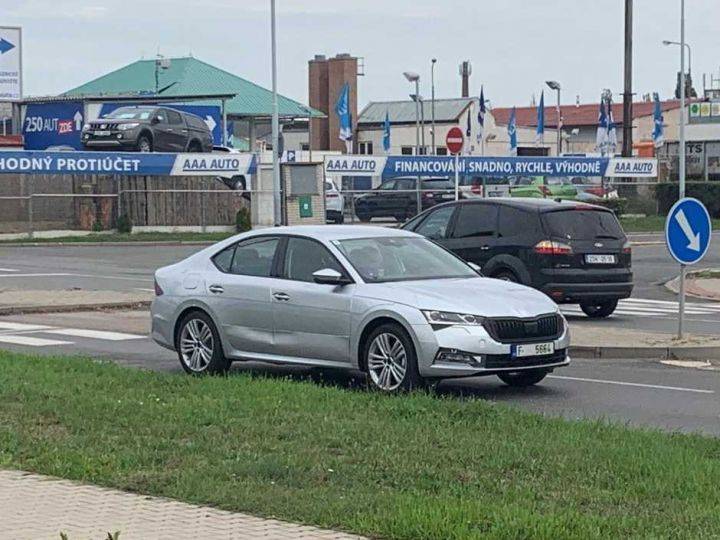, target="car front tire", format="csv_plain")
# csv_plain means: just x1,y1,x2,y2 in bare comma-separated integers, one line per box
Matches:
137,134,153,153
580,299,618,318
176,311,230,375
363,323,423,392
497,369,548,387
